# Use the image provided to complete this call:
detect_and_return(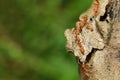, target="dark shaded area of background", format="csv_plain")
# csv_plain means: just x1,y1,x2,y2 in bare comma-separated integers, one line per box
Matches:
0,0,92,80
